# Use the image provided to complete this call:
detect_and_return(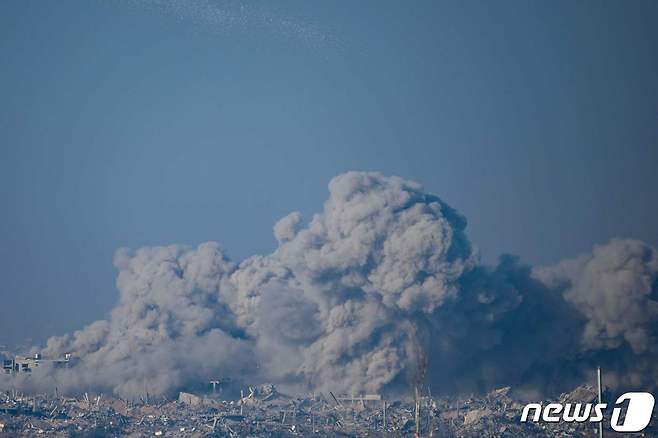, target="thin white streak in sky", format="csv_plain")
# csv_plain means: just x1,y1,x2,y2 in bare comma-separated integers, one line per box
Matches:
111,0,340,49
